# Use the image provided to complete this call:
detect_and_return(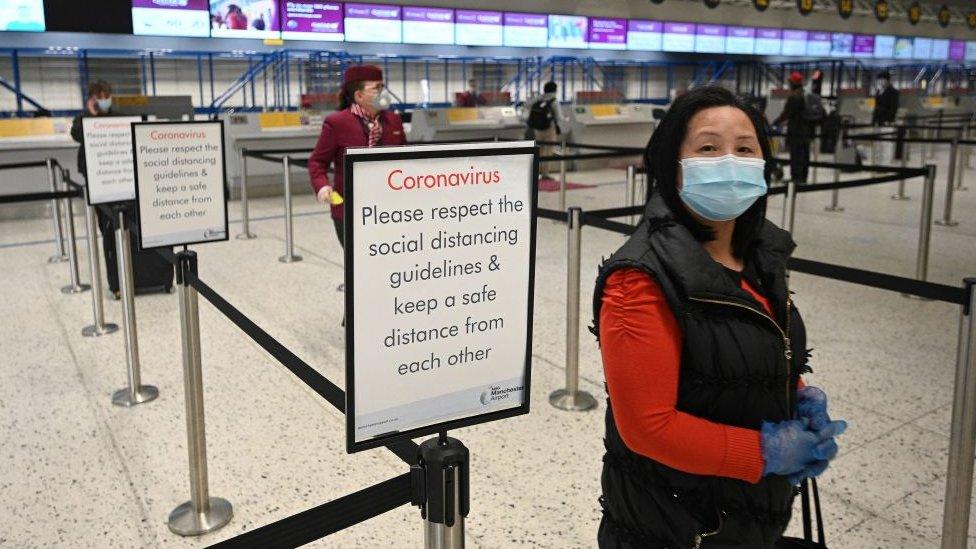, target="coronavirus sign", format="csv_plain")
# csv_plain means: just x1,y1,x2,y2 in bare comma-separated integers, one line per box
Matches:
344,142,537,453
